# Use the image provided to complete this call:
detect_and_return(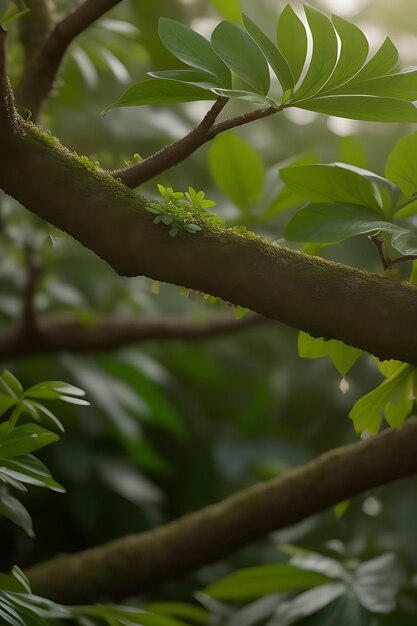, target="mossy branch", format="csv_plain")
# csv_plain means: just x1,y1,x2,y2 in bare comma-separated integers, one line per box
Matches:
26,419,417,603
